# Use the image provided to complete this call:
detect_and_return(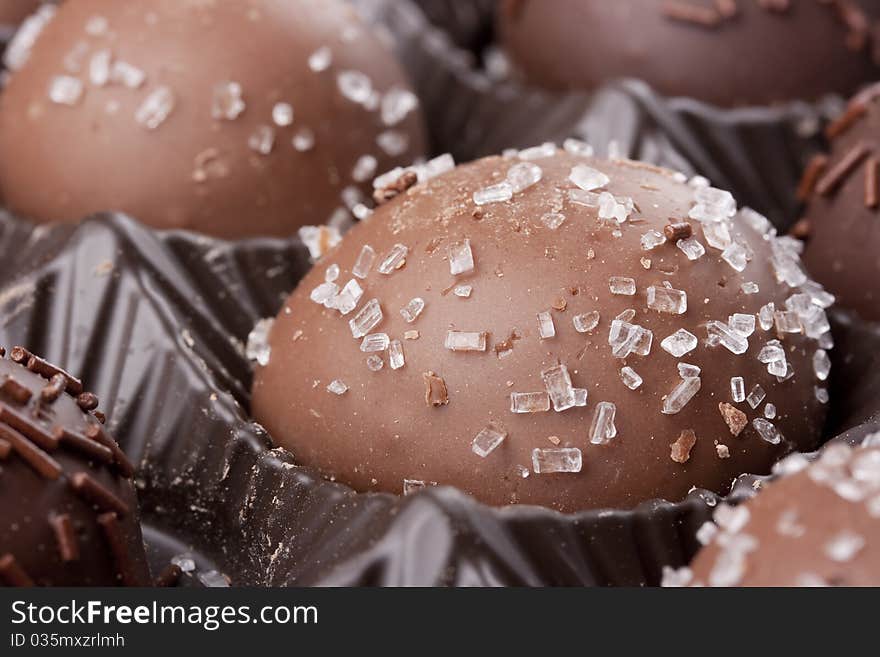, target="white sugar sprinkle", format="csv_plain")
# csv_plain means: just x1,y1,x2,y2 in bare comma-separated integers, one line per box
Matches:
507,162,543,193
473,182,513,205
537,311,555,339
445,331,487,352
211,81,246,120
135,86,175,129
272,102,294,126
589,402,617,445
573,311,600,333
377,243,408,274
510,391,550,414
308,46,332,72
662,377,701,415
532,447,582,474
448,239,474,276
752,418,782,444
472,425,507,458
620,367,642,390
248,125,275,155
609,276,636,296
661,329,697,357
568,164,609,191
388,340,405,370
47,75,83,106
647,285,687,314
676,237,706,261
327,379,348,395
400,298,425,323
731,376,745,403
